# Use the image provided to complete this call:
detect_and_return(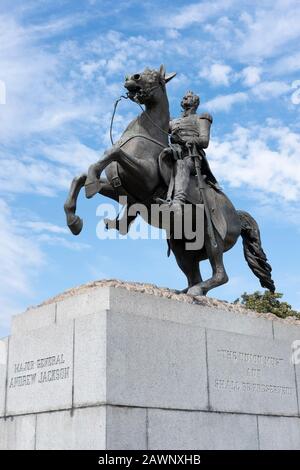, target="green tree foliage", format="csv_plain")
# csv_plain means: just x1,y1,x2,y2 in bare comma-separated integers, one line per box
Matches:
234,291,300,319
